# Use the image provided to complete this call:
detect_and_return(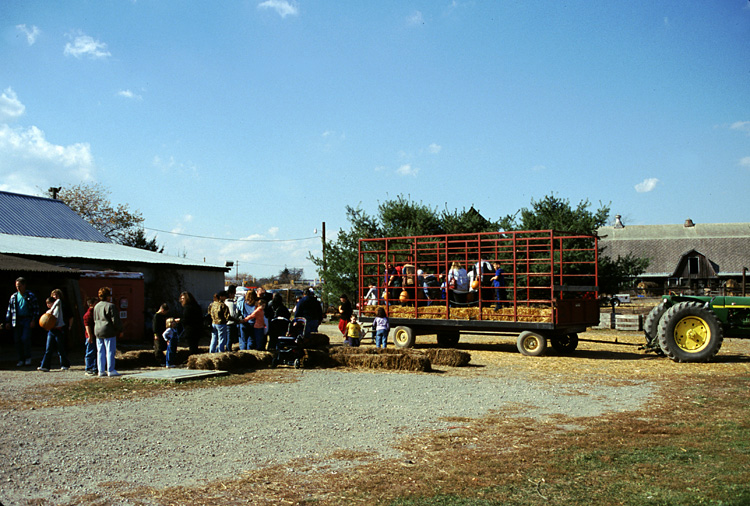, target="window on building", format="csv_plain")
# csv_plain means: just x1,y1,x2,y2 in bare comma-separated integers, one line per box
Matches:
689,257,700,276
